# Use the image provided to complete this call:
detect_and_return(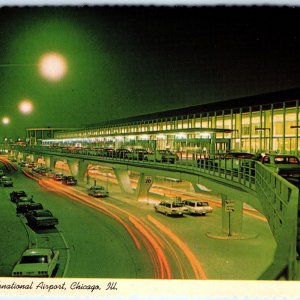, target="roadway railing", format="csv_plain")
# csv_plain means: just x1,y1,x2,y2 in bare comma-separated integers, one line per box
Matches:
255,163,299,280
14,146,299,279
